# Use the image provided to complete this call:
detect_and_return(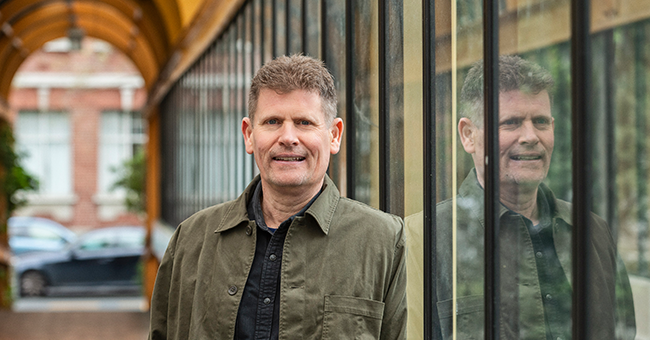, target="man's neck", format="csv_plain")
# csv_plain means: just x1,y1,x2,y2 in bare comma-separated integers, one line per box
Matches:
259,180,323,229
499,182,540,225
476,173,541,224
